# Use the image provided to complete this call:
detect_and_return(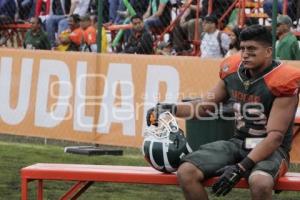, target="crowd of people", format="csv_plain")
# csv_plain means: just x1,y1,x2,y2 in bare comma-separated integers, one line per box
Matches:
0,0,299,60
0,0,106,52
